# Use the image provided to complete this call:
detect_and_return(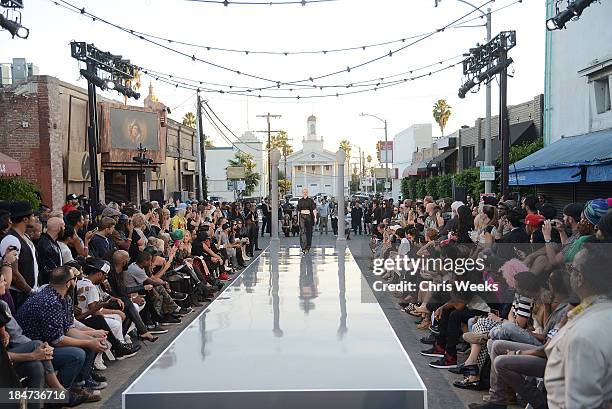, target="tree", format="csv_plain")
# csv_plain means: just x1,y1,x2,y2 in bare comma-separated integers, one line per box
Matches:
0,177,41,210
205,139,214,149
339,139,352,161
182,112,196,128
228,152,260,196
268,130,294,179
432,99,452,137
